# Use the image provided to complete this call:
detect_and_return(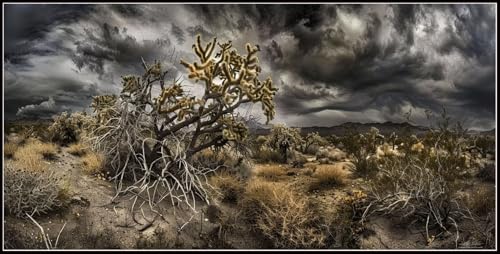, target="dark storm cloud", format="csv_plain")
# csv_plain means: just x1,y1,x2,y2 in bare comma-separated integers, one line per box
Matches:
171,23,185,44
3,4,496,130
4,4,94,64
72,22,174,77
